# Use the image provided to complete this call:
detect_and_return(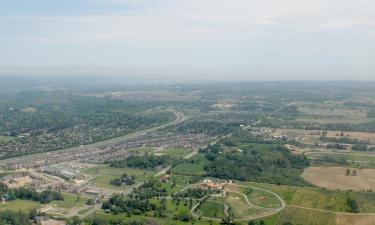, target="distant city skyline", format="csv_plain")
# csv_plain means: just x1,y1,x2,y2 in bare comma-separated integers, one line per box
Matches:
1,0,375,80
